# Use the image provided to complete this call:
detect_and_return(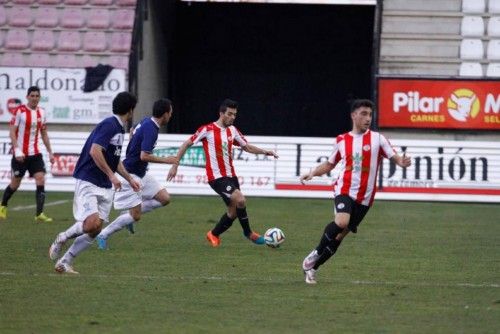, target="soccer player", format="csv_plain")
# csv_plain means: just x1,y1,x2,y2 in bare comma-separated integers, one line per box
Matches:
300,99,411,284
96,98,178,249
0,86,55,223
167,99,278,247
48,92,141,274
